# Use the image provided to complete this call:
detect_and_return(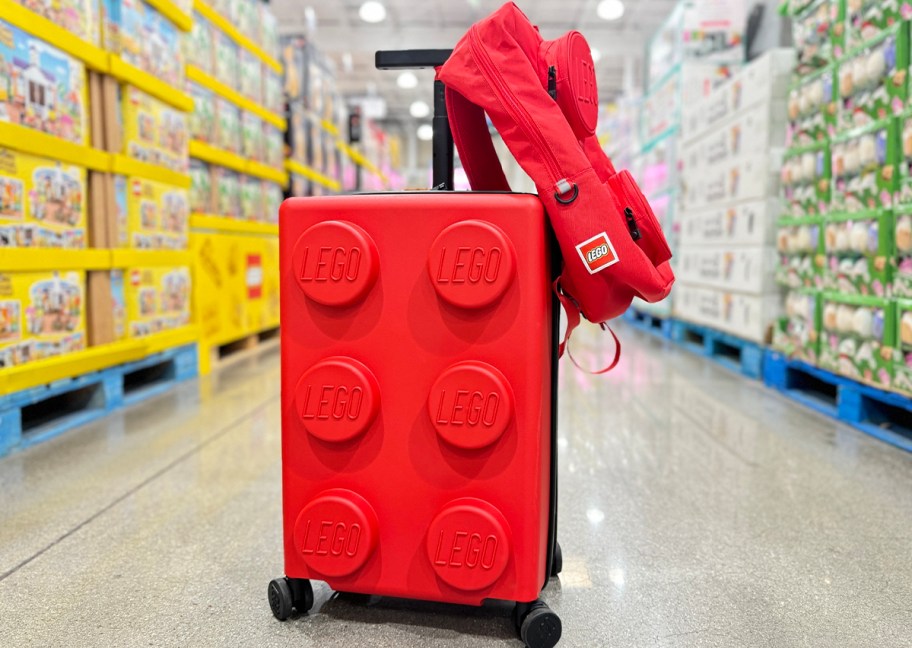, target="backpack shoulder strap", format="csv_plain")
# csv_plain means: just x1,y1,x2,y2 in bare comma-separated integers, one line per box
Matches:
444,86,511,192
